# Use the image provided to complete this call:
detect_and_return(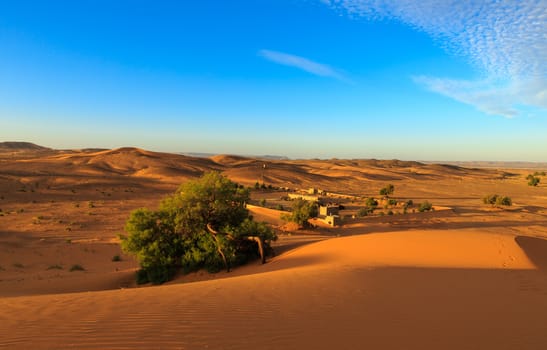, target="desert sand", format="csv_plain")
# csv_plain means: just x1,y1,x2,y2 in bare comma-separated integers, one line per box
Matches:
1,143,547,349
